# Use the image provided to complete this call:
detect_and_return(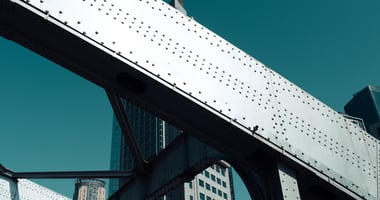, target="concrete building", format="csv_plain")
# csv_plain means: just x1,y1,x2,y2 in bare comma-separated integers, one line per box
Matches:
109,100,235,199
344,85,380,139
183,161,234,200
0,176,70,200
73,179,106,200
